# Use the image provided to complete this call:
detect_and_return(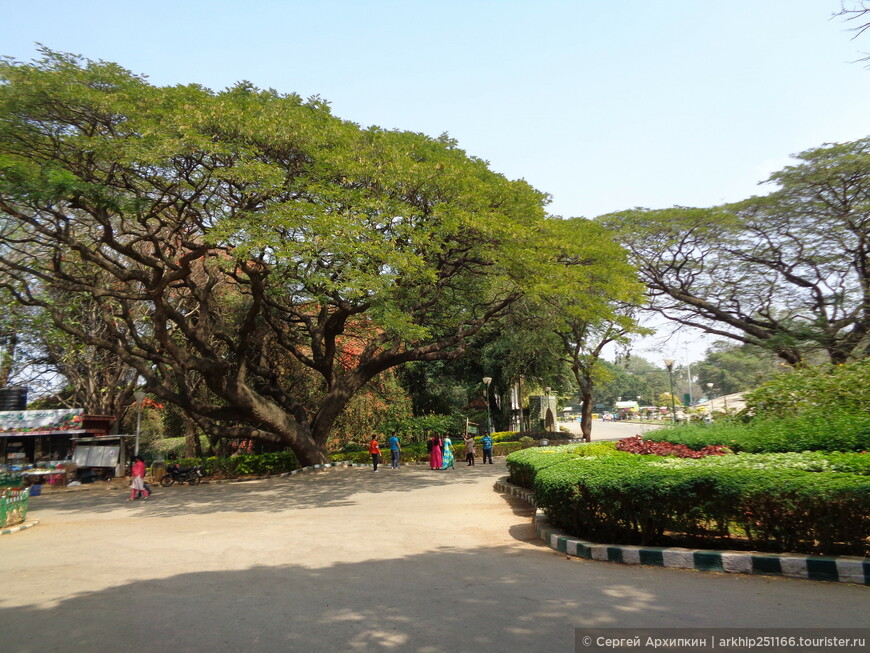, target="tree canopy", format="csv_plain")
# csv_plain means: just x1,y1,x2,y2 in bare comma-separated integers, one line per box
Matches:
600,137,870,366
0,50,634,464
